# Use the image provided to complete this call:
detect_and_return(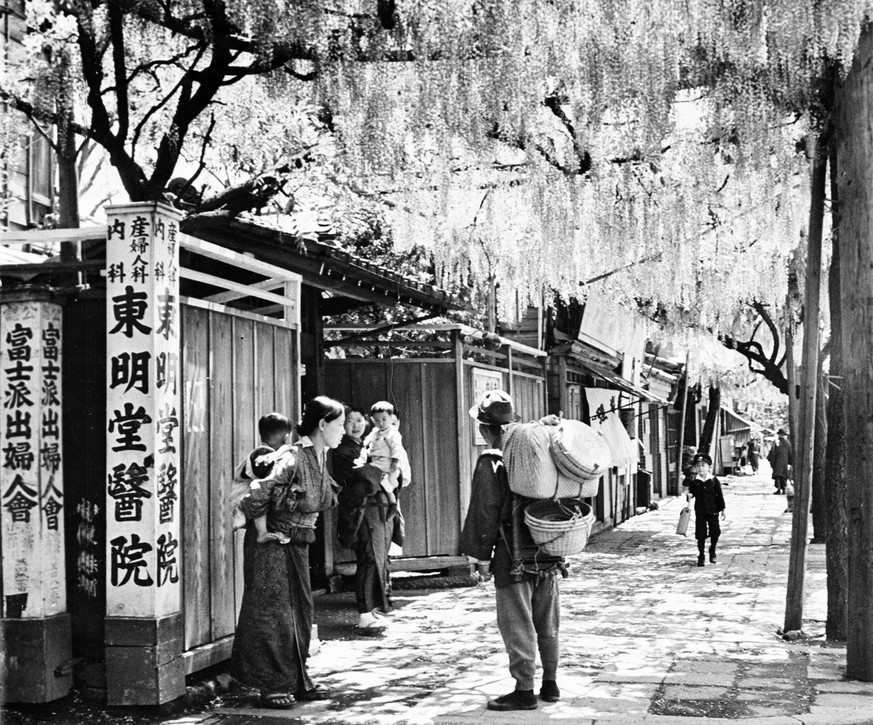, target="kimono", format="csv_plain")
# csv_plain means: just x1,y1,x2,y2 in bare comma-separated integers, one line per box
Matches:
230,438,337,694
